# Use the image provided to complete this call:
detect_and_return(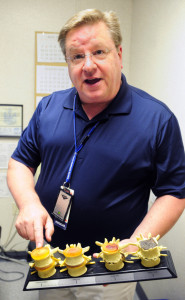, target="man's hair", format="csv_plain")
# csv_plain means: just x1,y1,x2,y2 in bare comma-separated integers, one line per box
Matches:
58,9,122,57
